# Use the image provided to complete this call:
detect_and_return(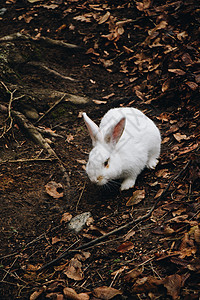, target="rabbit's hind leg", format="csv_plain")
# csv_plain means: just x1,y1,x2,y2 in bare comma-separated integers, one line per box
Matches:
146,144,160,169
146,157,159,169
